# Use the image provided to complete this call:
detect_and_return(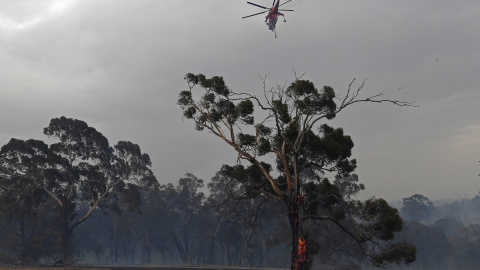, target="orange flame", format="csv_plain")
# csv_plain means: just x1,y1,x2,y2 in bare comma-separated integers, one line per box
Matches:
298,236,307,262
295,236,307,270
